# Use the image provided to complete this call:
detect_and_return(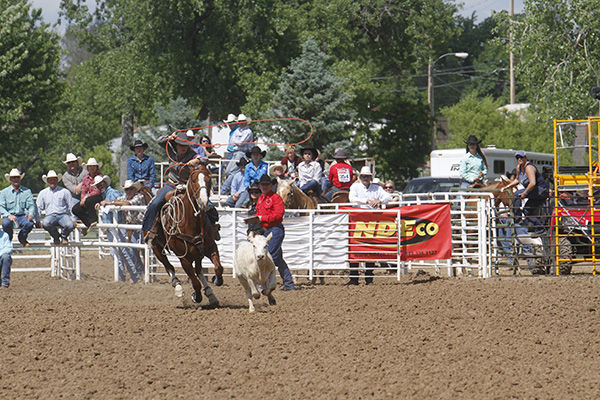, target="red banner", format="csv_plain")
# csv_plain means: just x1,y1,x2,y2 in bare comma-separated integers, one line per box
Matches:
347,203,452,261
